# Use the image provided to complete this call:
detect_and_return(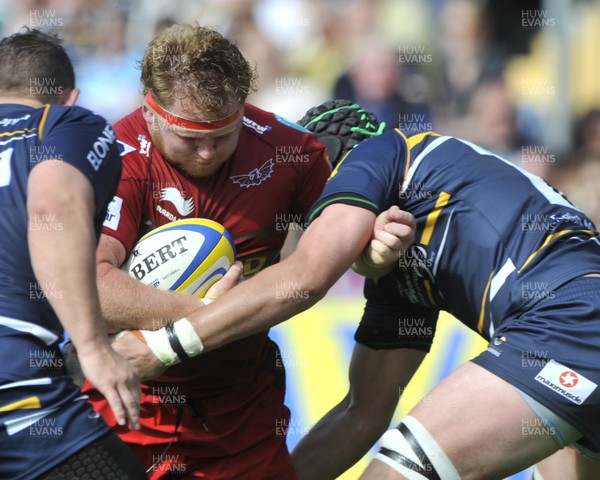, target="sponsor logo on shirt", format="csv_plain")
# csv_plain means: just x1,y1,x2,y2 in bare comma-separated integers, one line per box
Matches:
230,159,274,188
104,196,123,230
137,134,151,157
87,124,116,171
0,114,30,127
243,117,272,135
535,359,597,405
159,188,194,216
117,140,136,156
